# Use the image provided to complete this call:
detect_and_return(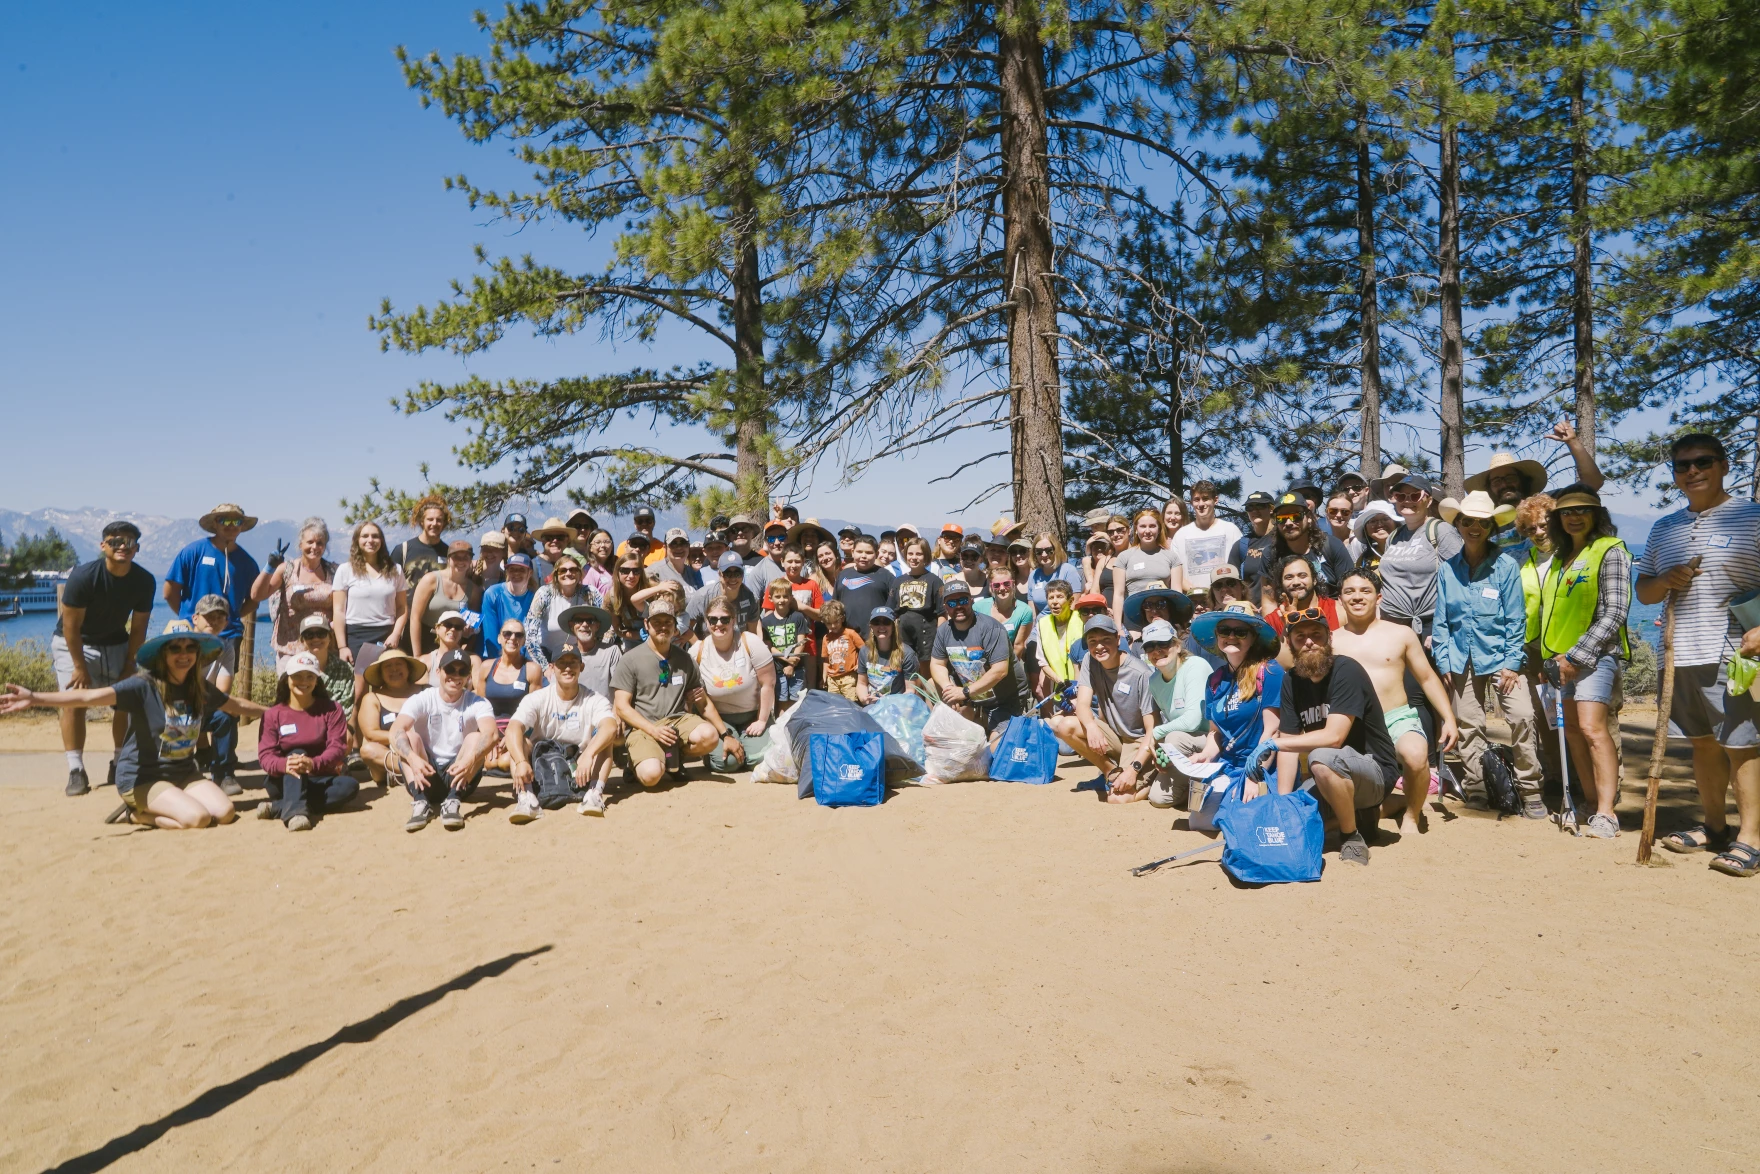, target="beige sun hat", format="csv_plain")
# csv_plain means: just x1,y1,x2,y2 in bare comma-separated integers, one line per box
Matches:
1439,490,1500,523
533,516,573,541
364,647,428,689
1464,452,1548,496
198,502,258,534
